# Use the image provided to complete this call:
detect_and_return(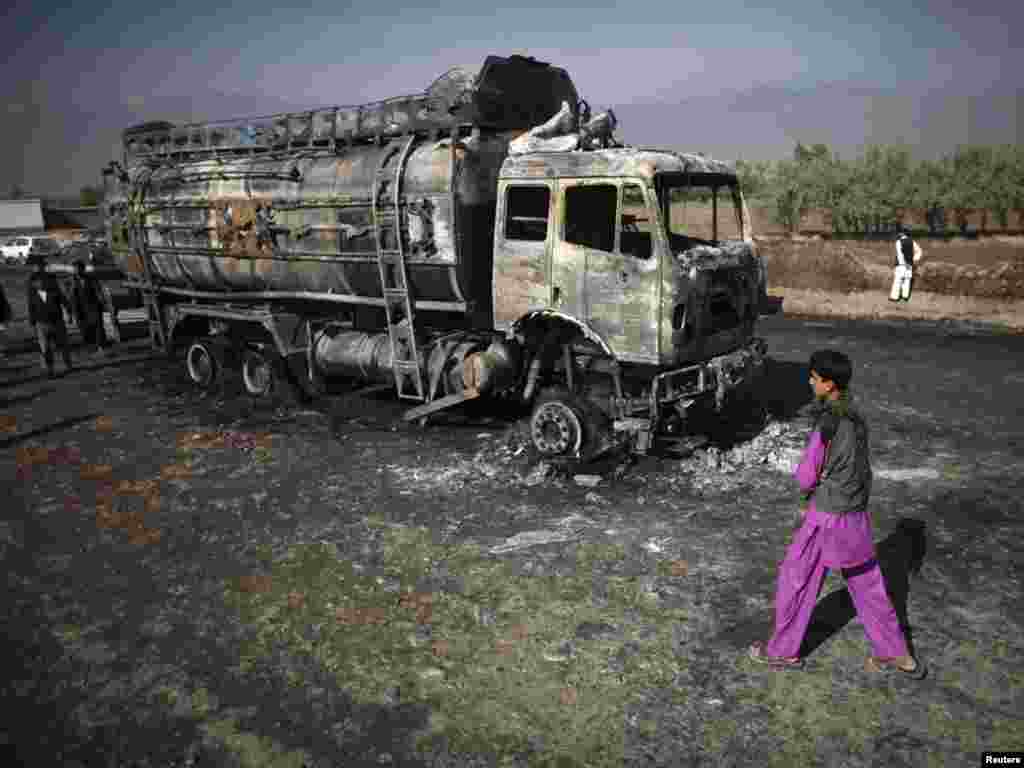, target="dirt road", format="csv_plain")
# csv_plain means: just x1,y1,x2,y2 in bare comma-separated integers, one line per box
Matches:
1,315,1022,767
